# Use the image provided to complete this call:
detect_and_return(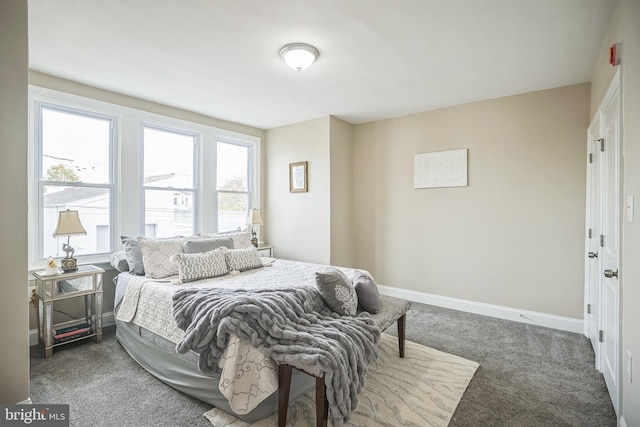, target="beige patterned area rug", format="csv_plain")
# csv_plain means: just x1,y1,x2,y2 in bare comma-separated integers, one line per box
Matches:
205,333,479,427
